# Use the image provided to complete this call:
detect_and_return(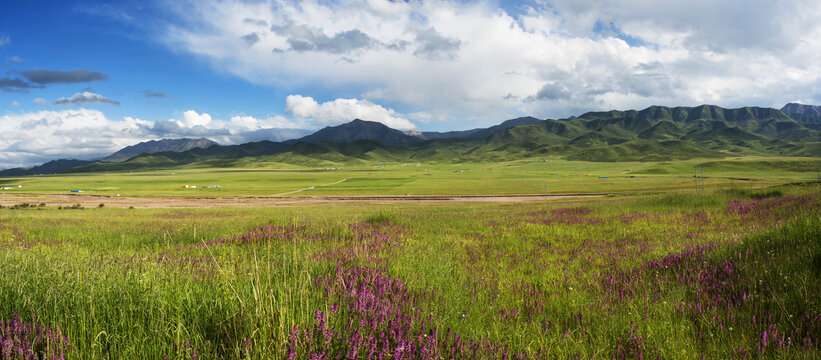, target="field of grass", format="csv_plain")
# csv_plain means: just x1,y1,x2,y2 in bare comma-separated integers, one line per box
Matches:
1,156,819,197
1,181,820,358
